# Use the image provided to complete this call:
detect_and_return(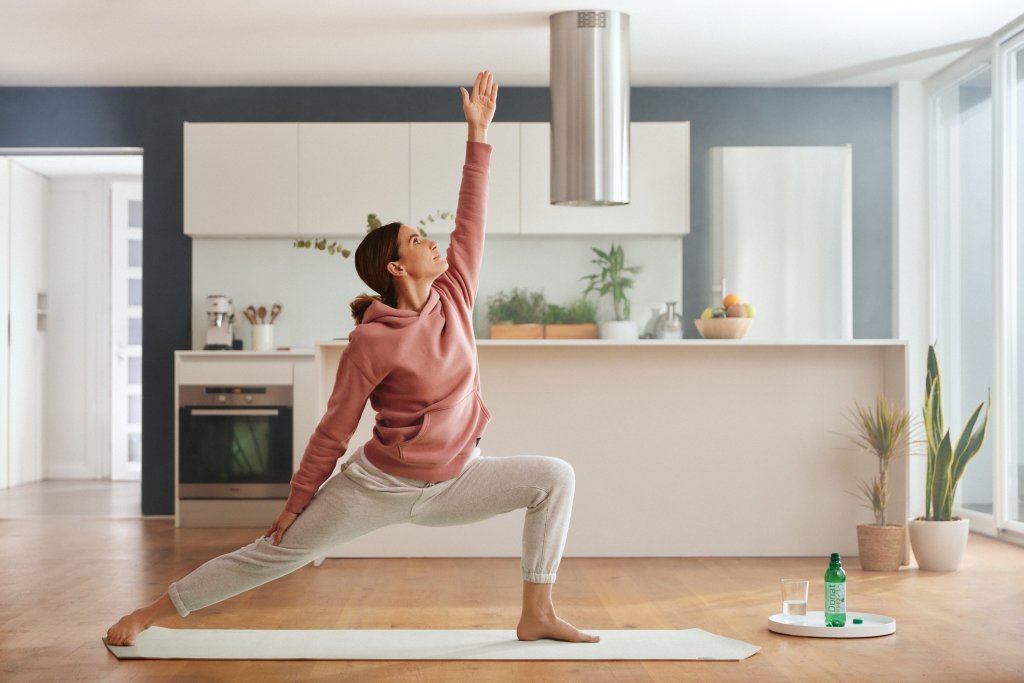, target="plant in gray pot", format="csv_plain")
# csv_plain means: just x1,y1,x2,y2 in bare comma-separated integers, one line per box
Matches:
581,244,642,340
908,344,991,571
844,395,915,571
